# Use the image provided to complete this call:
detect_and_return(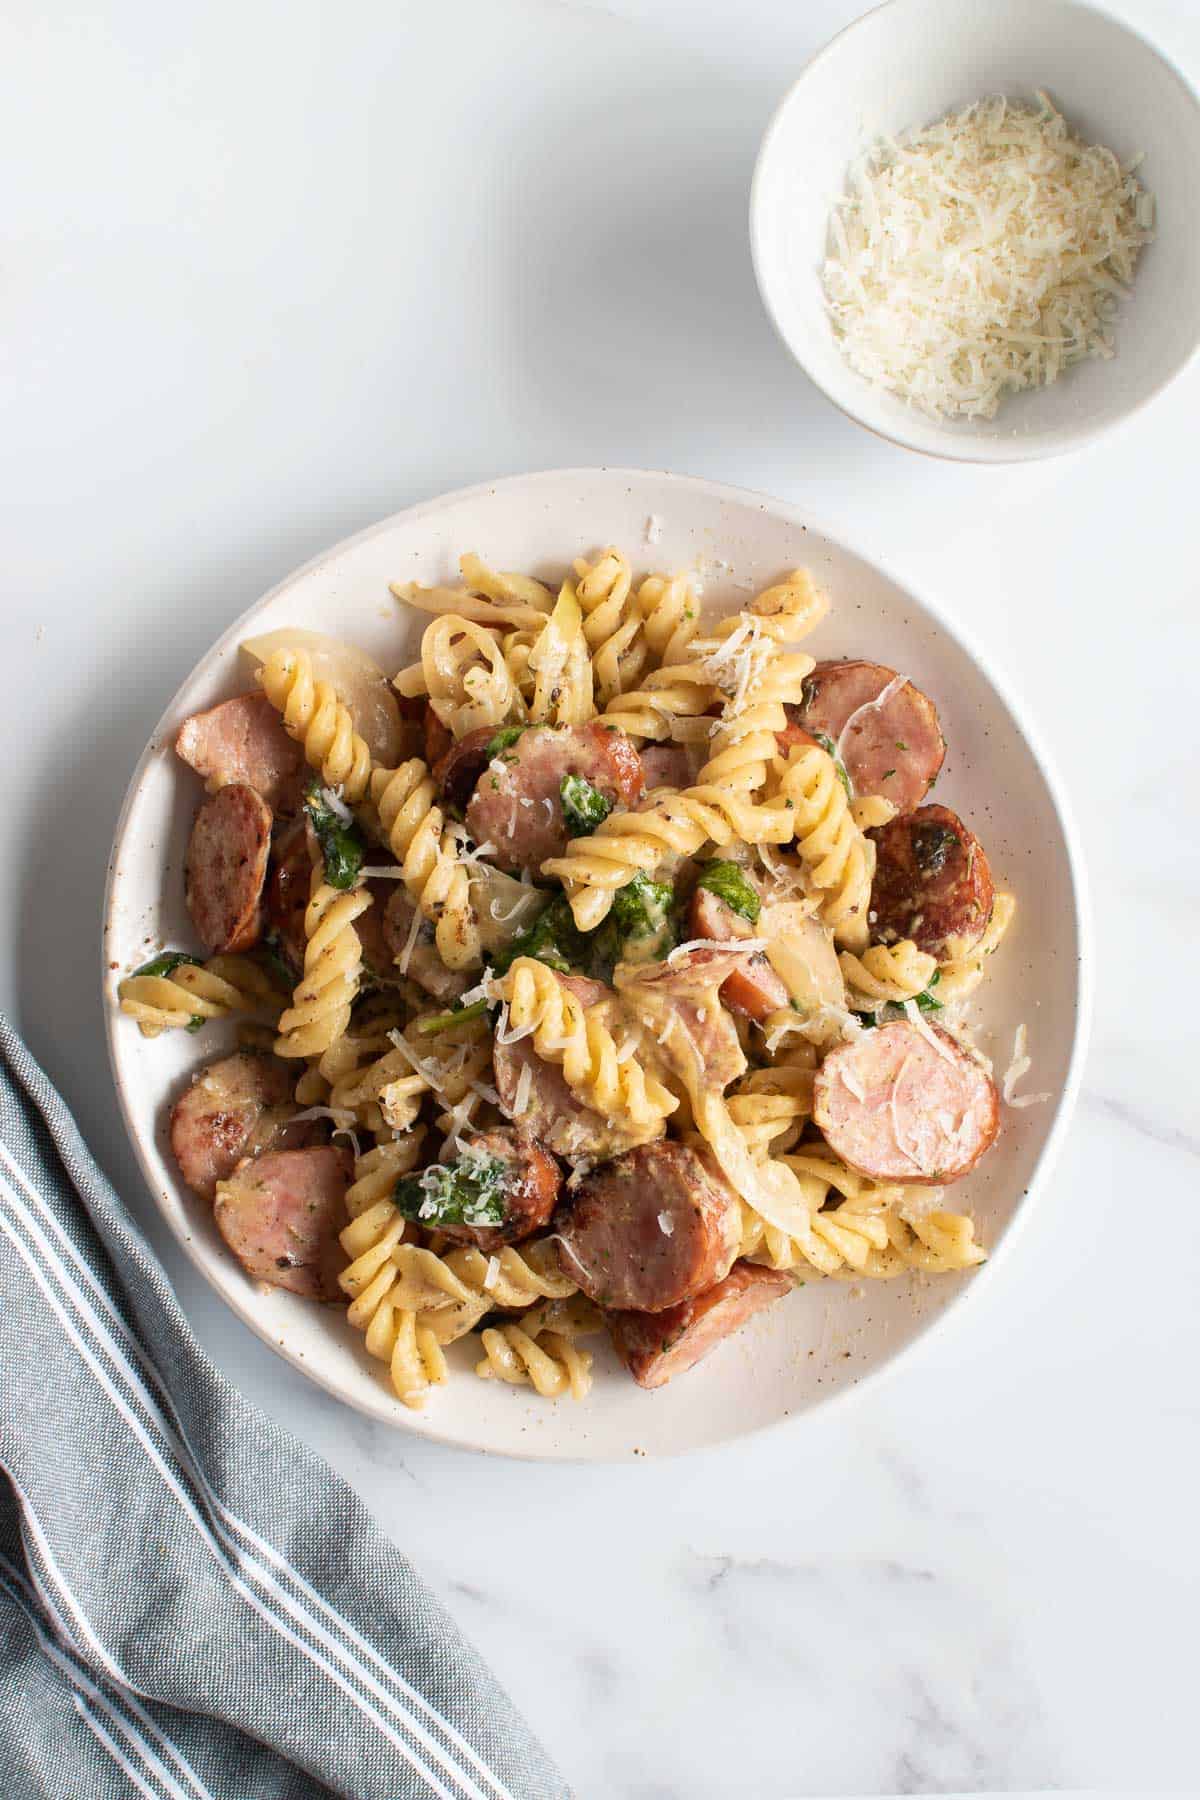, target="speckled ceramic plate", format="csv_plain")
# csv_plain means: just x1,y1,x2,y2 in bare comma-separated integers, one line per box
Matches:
102,469,1090,1460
